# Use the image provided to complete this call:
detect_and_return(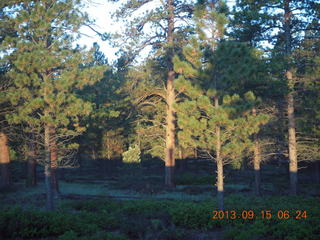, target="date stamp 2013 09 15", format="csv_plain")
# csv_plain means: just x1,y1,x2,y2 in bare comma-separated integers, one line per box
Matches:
211,210,307,220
